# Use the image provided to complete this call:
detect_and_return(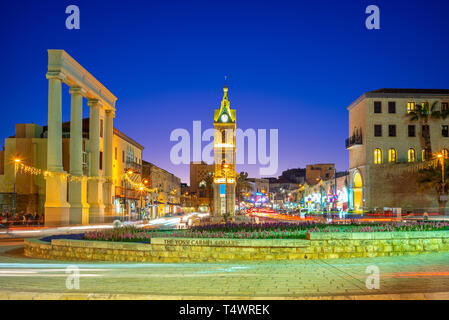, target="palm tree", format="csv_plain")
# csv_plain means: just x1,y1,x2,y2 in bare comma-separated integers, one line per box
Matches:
417,160,449,215
235,172,251,212
407,101,441,160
